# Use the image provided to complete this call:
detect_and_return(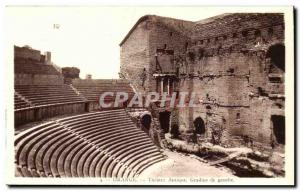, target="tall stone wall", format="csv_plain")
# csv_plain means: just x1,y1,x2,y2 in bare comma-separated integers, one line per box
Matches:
181,13,285,145
148,23,191,92
120,13,285,146
14,74,63,85
14,45,63,85
120,20,151,95
14,46,41,62
120,16,193,95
